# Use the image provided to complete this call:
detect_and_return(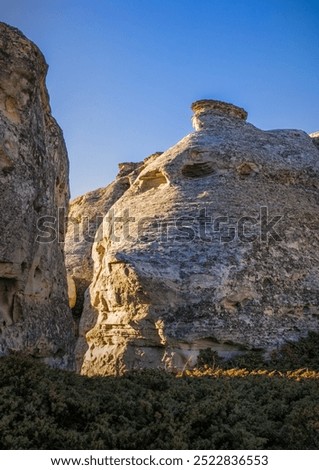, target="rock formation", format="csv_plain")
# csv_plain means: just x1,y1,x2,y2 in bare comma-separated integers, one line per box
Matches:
74,99,319,376
65,154,164,321
0,23,74,368
65,161,143,319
